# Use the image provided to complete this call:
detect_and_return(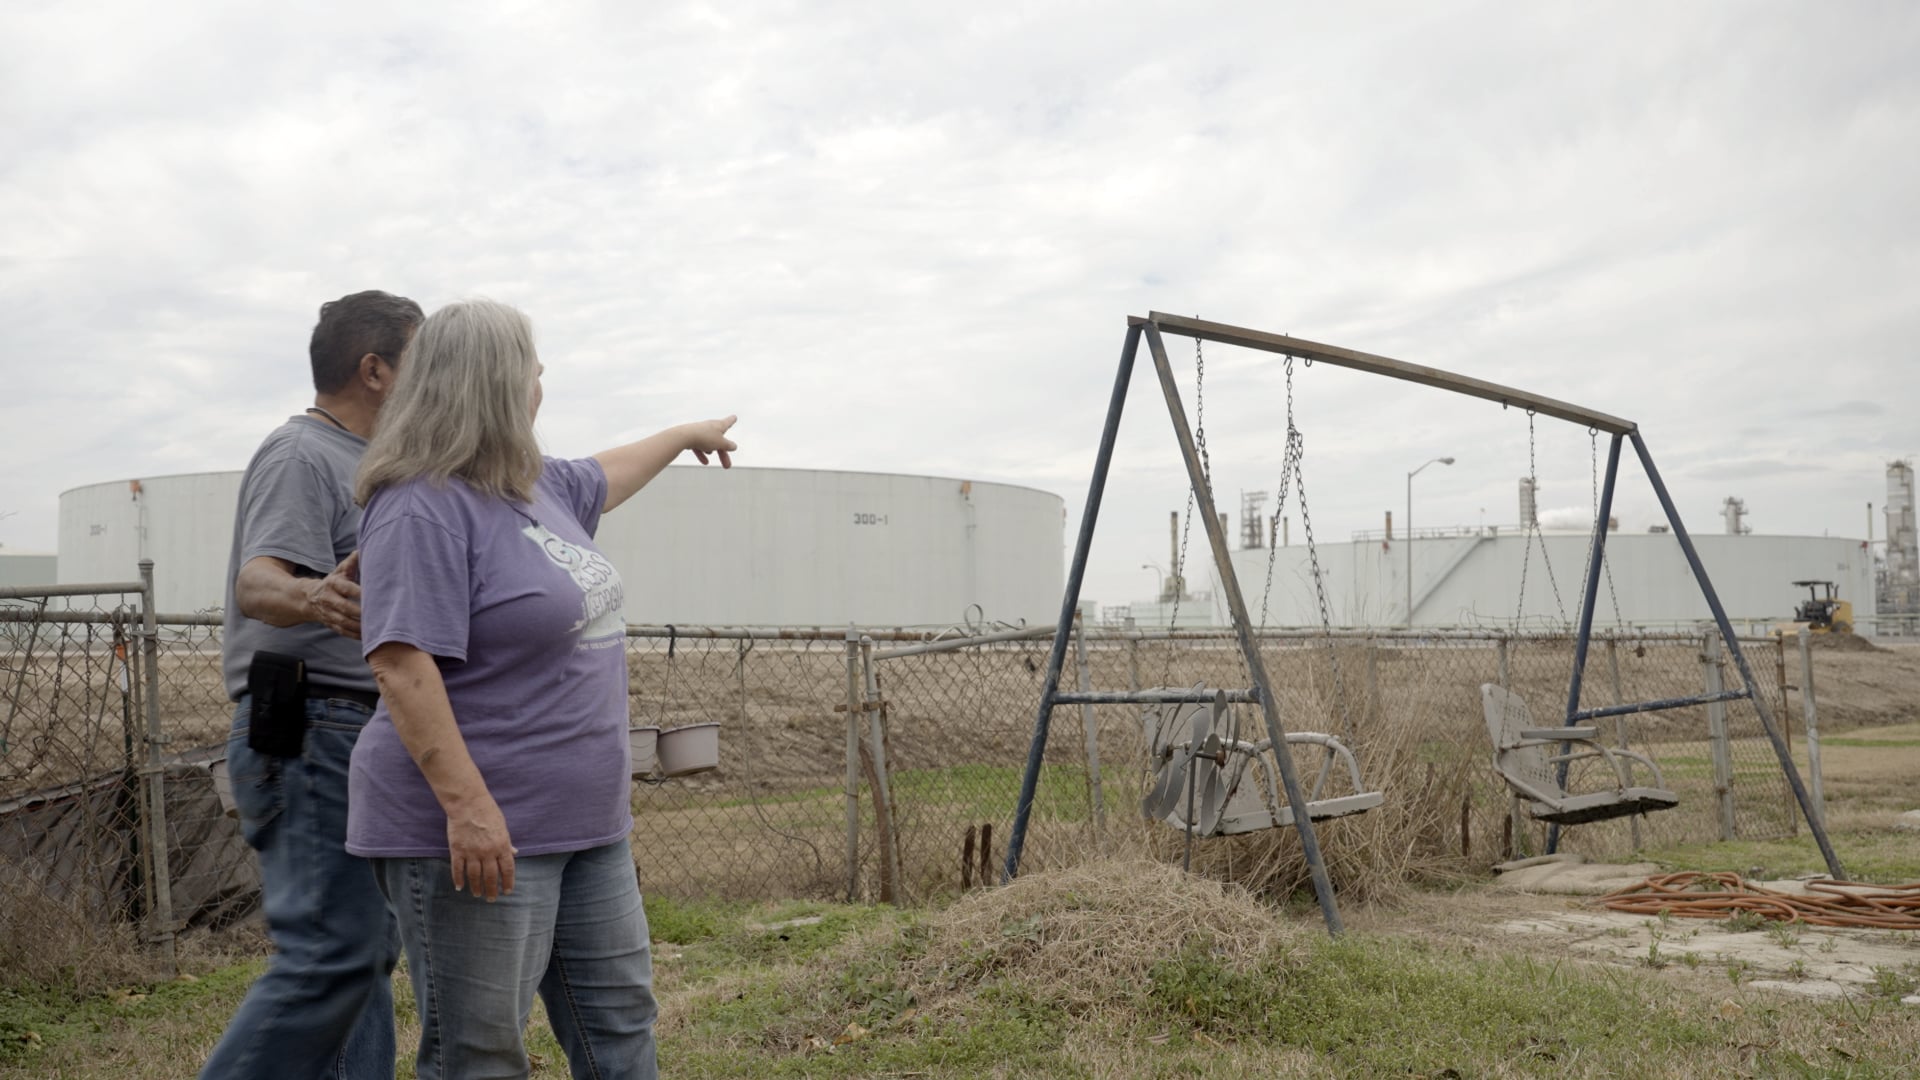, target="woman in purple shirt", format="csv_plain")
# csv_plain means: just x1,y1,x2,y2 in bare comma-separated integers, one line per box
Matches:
348,298,736,1079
